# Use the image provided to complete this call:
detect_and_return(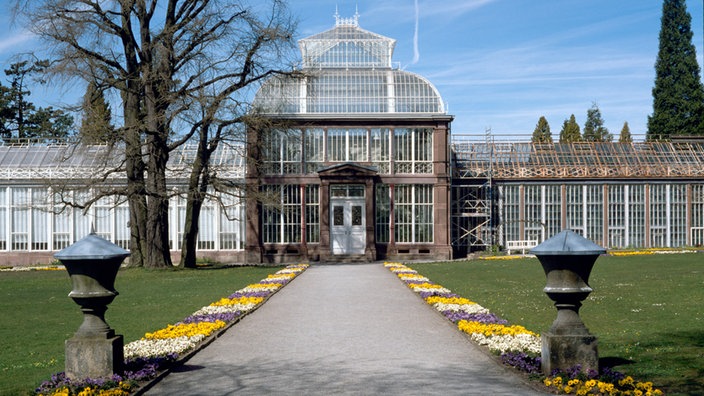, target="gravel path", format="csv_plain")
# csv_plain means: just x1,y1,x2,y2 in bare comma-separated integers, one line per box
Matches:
144,263,548,395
